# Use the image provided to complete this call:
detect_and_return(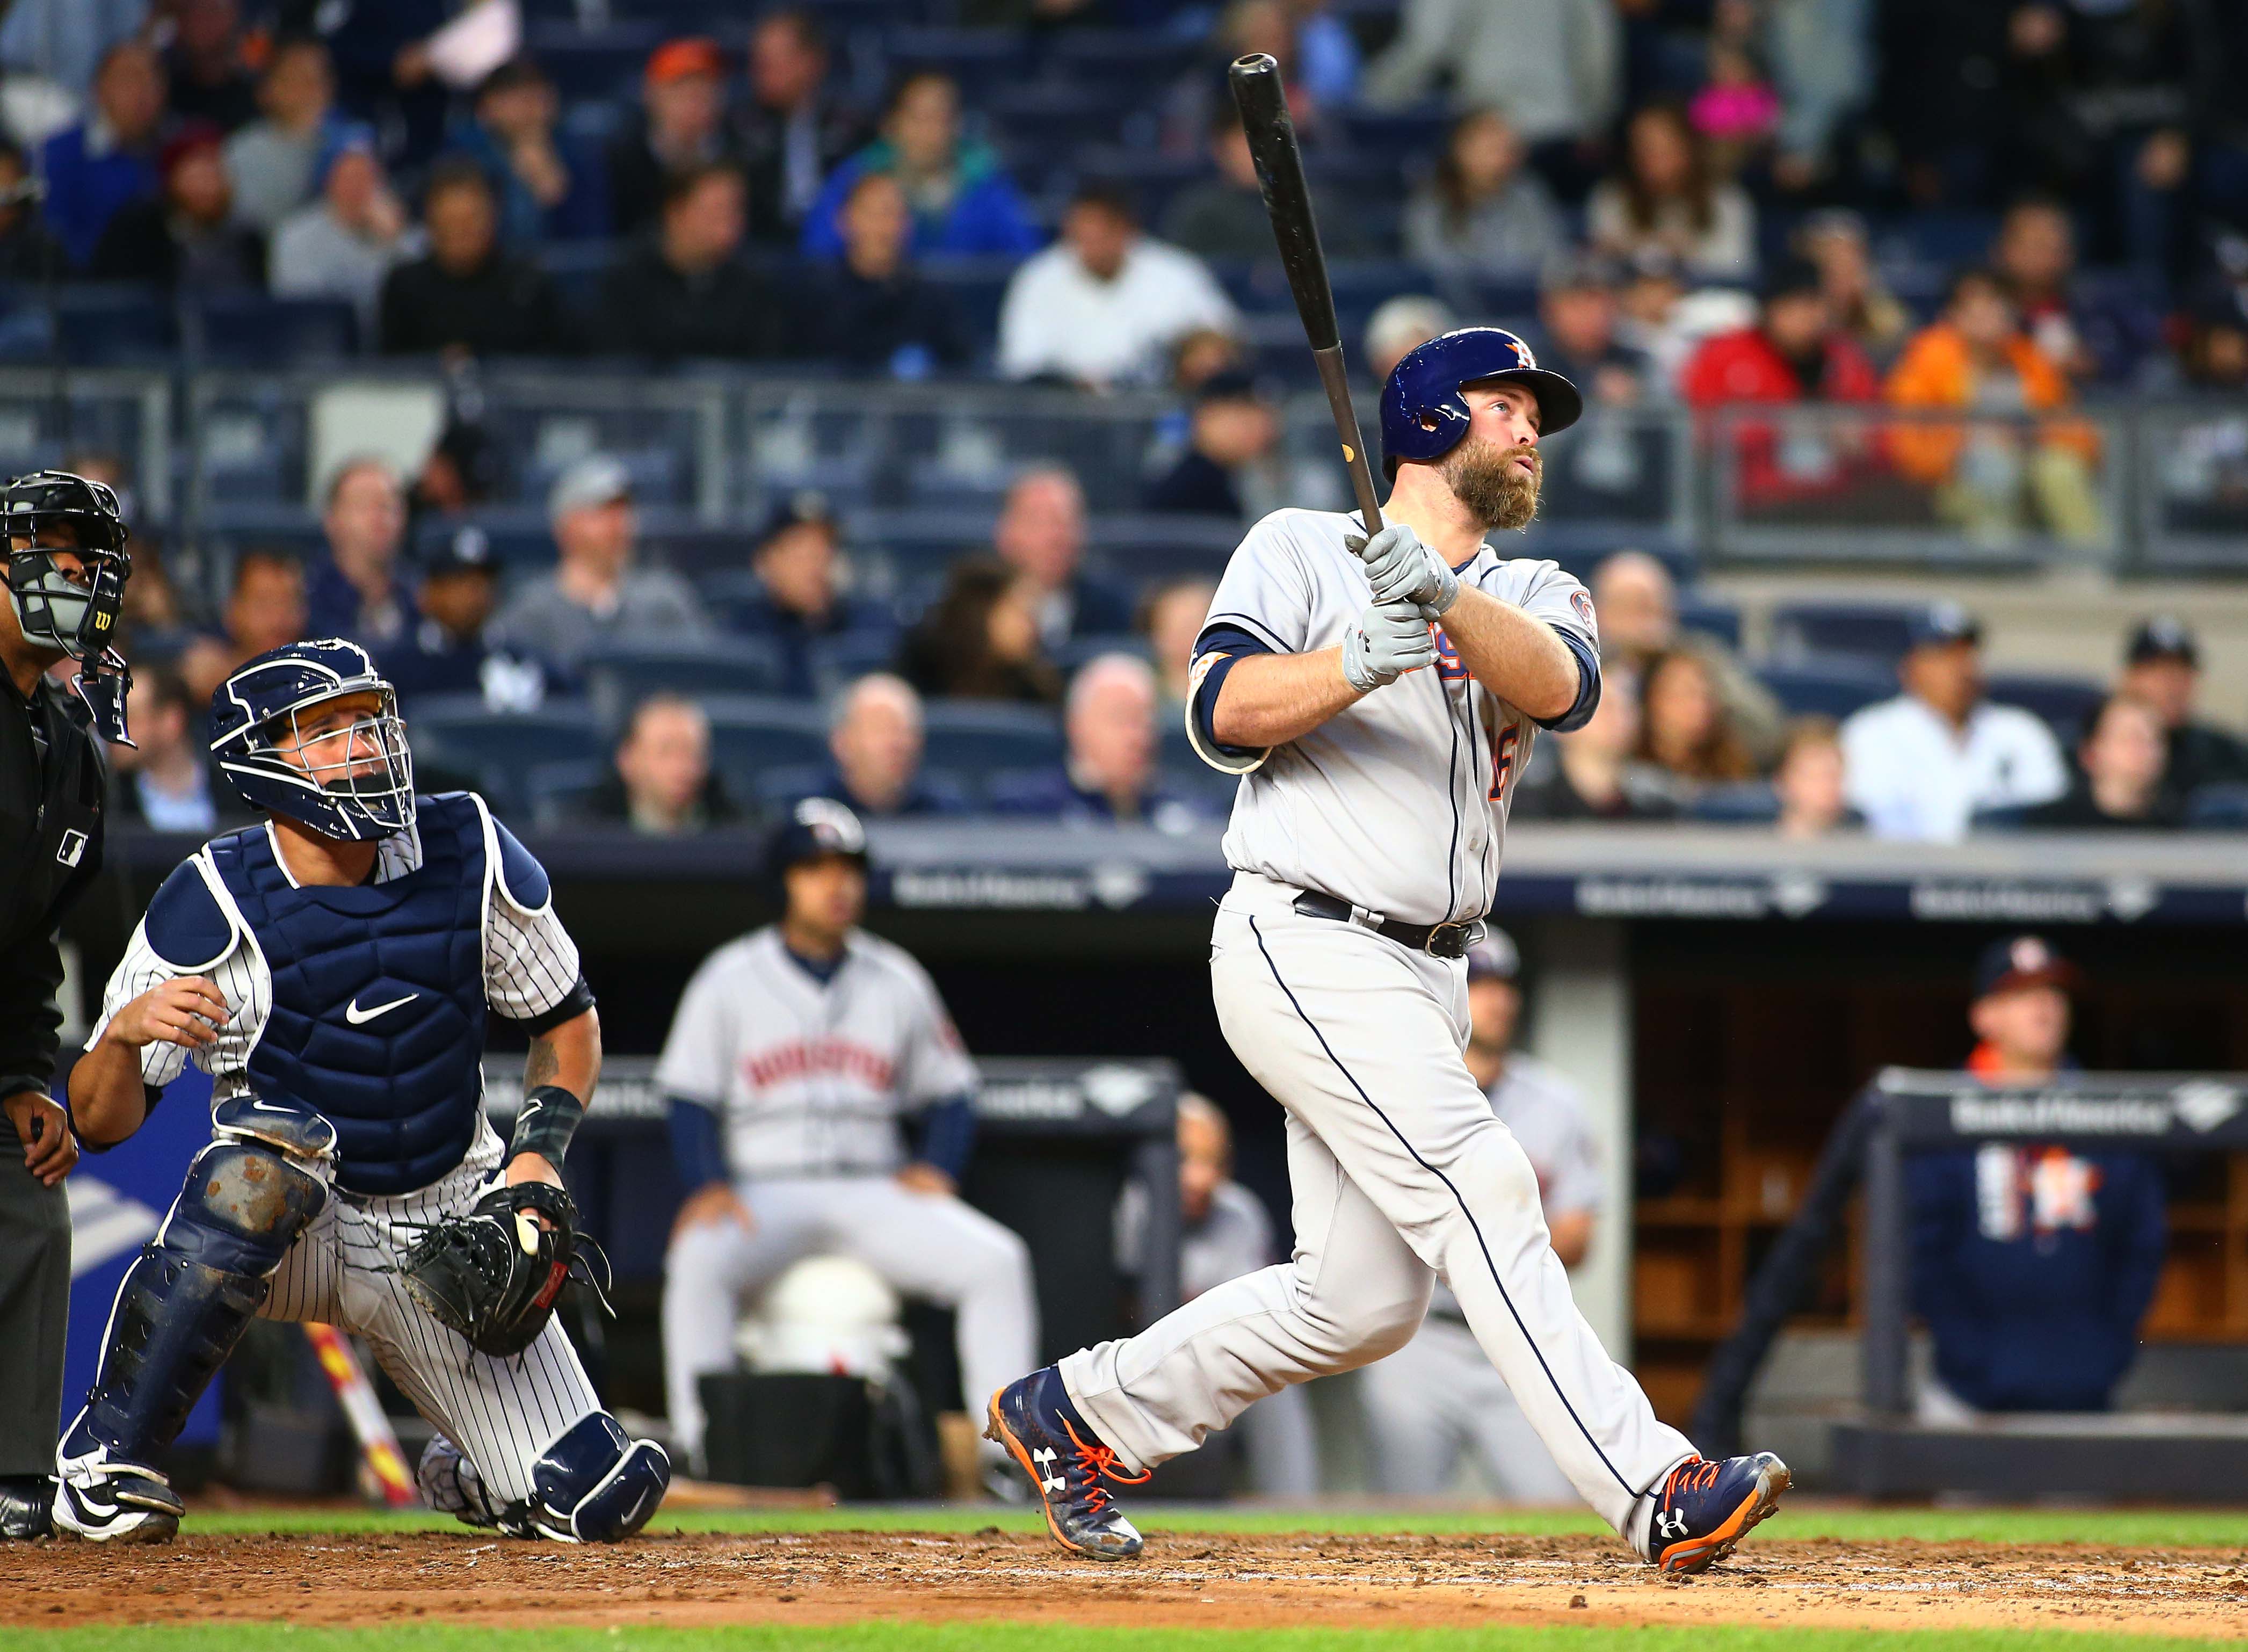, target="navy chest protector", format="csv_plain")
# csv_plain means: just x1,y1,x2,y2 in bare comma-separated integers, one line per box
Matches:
211,796,490,1195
